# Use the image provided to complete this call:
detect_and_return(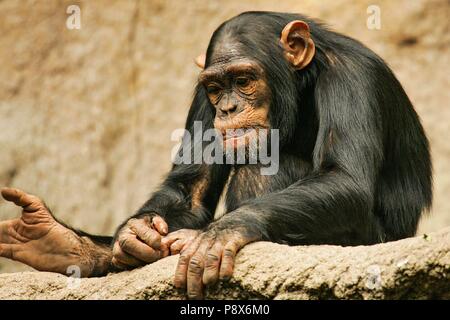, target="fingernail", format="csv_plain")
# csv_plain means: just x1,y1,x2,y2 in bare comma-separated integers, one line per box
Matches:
220,275,231,281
